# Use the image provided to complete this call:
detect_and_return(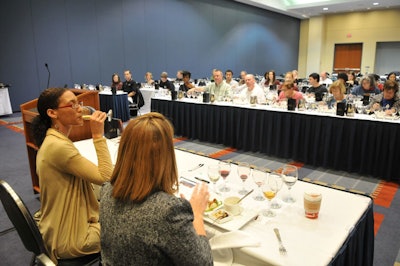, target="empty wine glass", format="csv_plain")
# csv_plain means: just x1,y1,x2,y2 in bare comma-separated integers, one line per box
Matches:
269,171,284,209
252,169,266,201
262,174,278,217
218,161,231,192
208,165,220,194
282,165,298,203
237,162,251,195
